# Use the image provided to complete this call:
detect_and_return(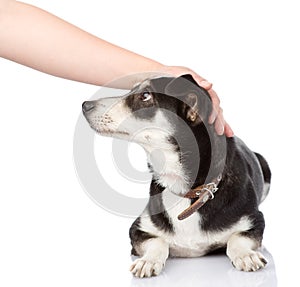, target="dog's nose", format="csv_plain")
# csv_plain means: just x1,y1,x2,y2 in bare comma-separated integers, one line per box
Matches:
82,101,96,113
